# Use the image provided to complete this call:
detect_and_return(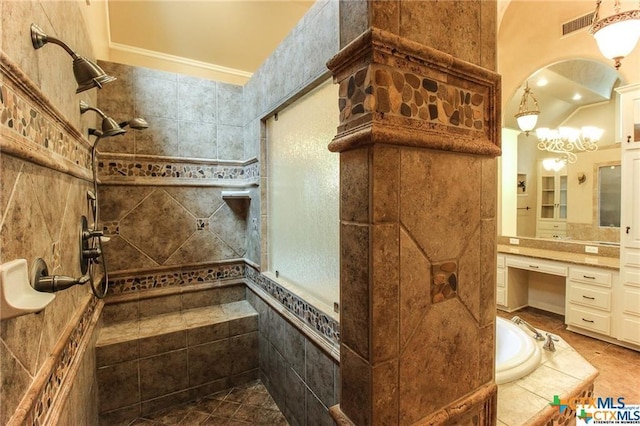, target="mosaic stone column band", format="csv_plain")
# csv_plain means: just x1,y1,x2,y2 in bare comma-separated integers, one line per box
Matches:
327,28,501,156
327,28,500,426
